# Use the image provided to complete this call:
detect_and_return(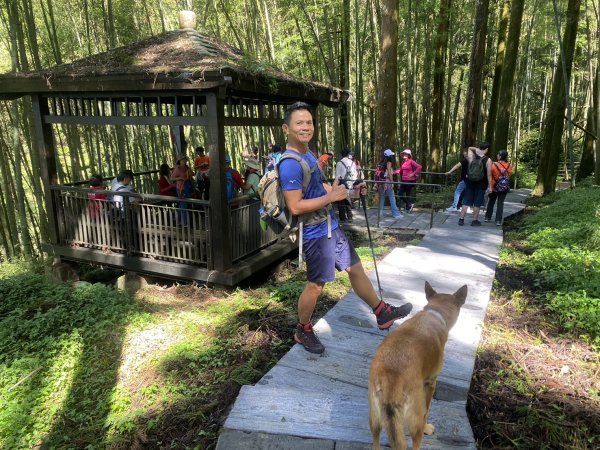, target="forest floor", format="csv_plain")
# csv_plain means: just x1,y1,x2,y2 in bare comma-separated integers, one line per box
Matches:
2,202,598,449
467,212,600,449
